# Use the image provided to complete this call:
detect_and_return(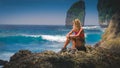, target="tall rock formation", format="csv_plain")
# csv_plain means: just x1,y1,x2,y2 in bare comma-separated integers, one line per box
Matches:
97,0,120,27
99,11,120,53
65,0,85,26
